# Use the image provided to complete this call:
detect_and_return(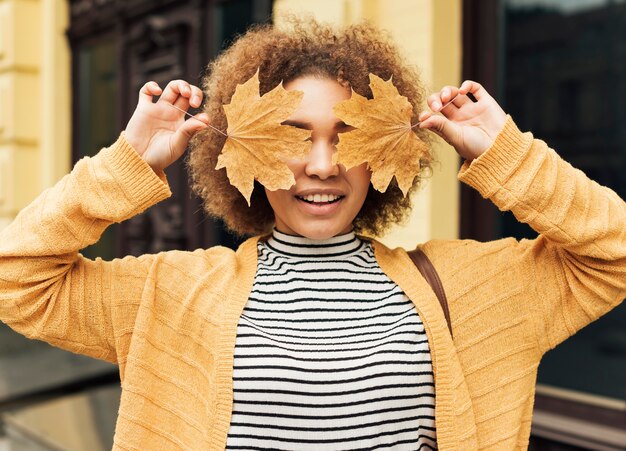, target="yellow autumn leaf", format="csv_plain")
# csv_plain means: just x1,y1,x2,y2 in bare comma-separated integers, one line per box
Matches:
333,73,429,196
215,70,311,205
